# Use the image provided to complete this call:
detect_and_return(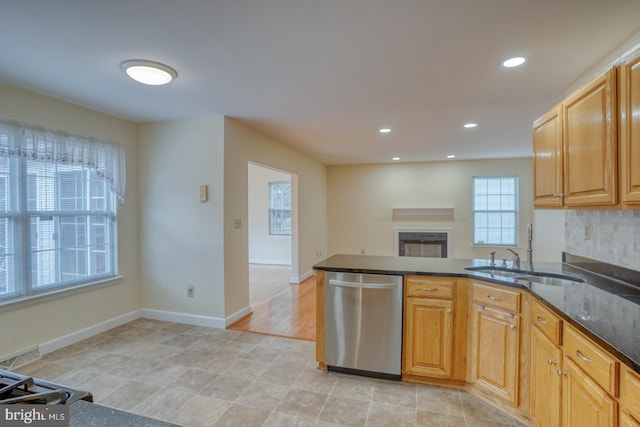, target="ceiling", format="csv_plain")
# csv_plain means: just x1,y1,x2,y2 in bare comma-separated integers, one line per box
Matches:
1,1,640,165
